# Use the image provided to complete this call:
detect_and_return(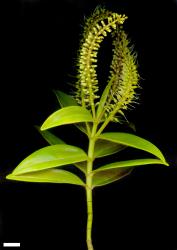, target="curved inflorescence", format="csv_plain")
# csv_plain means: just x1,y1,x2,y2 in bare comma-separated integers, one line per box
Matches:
75,7,139,123
104,28,139,121
75,7,127,117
